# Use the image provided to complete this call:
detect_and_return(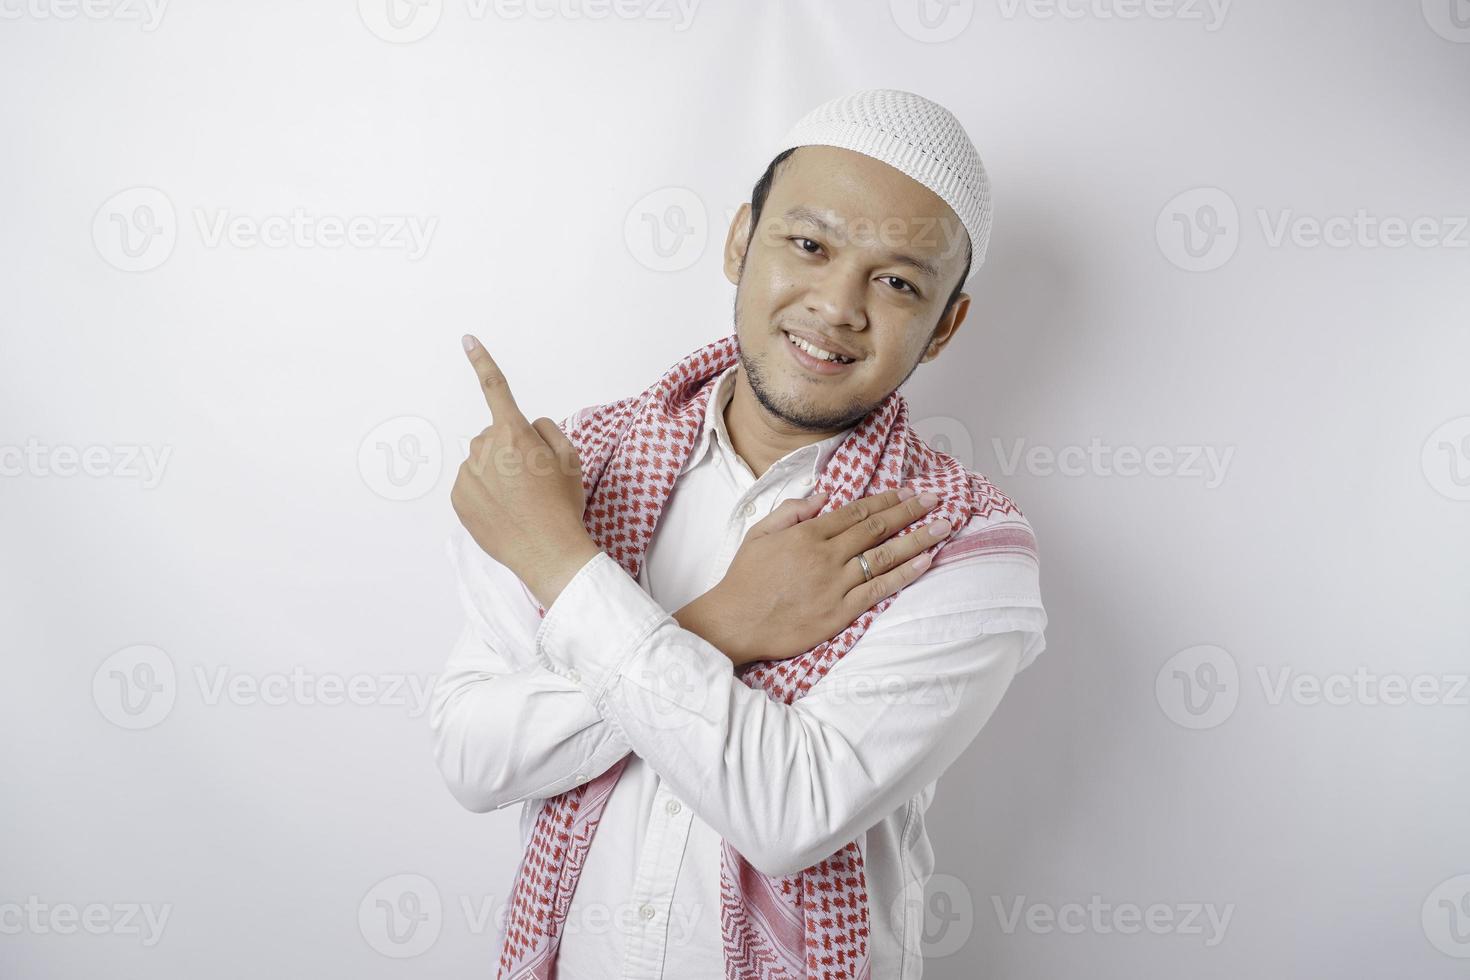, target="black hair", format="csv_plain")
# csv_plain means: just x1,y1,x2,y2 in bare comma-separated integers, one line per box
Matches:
746,146,973,327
